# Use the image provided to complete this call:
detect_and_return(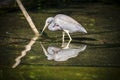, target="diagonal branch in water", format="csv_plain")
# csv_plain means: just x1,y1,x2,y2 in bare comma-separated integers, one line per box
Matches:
16,0,39,36
12,0,40,68
12,36,39,68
